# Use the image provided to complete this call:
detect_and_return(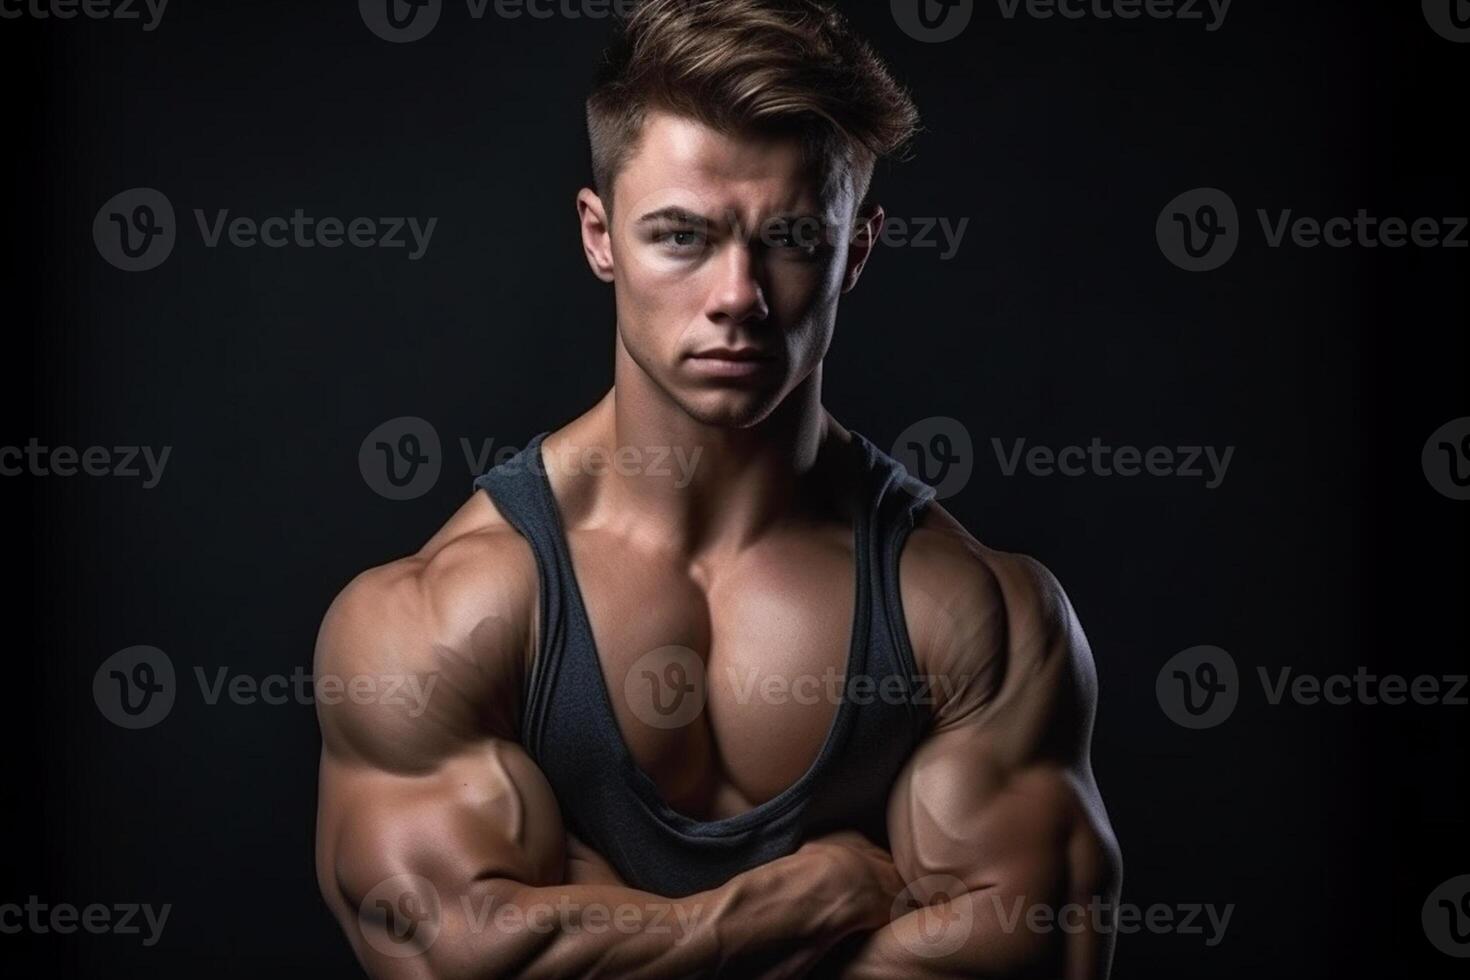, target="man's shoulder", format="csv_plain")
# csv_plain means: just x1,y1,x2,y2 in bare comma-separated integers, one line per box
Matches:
899,504,1090,723
901,504,1073,638
317,491,538,691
